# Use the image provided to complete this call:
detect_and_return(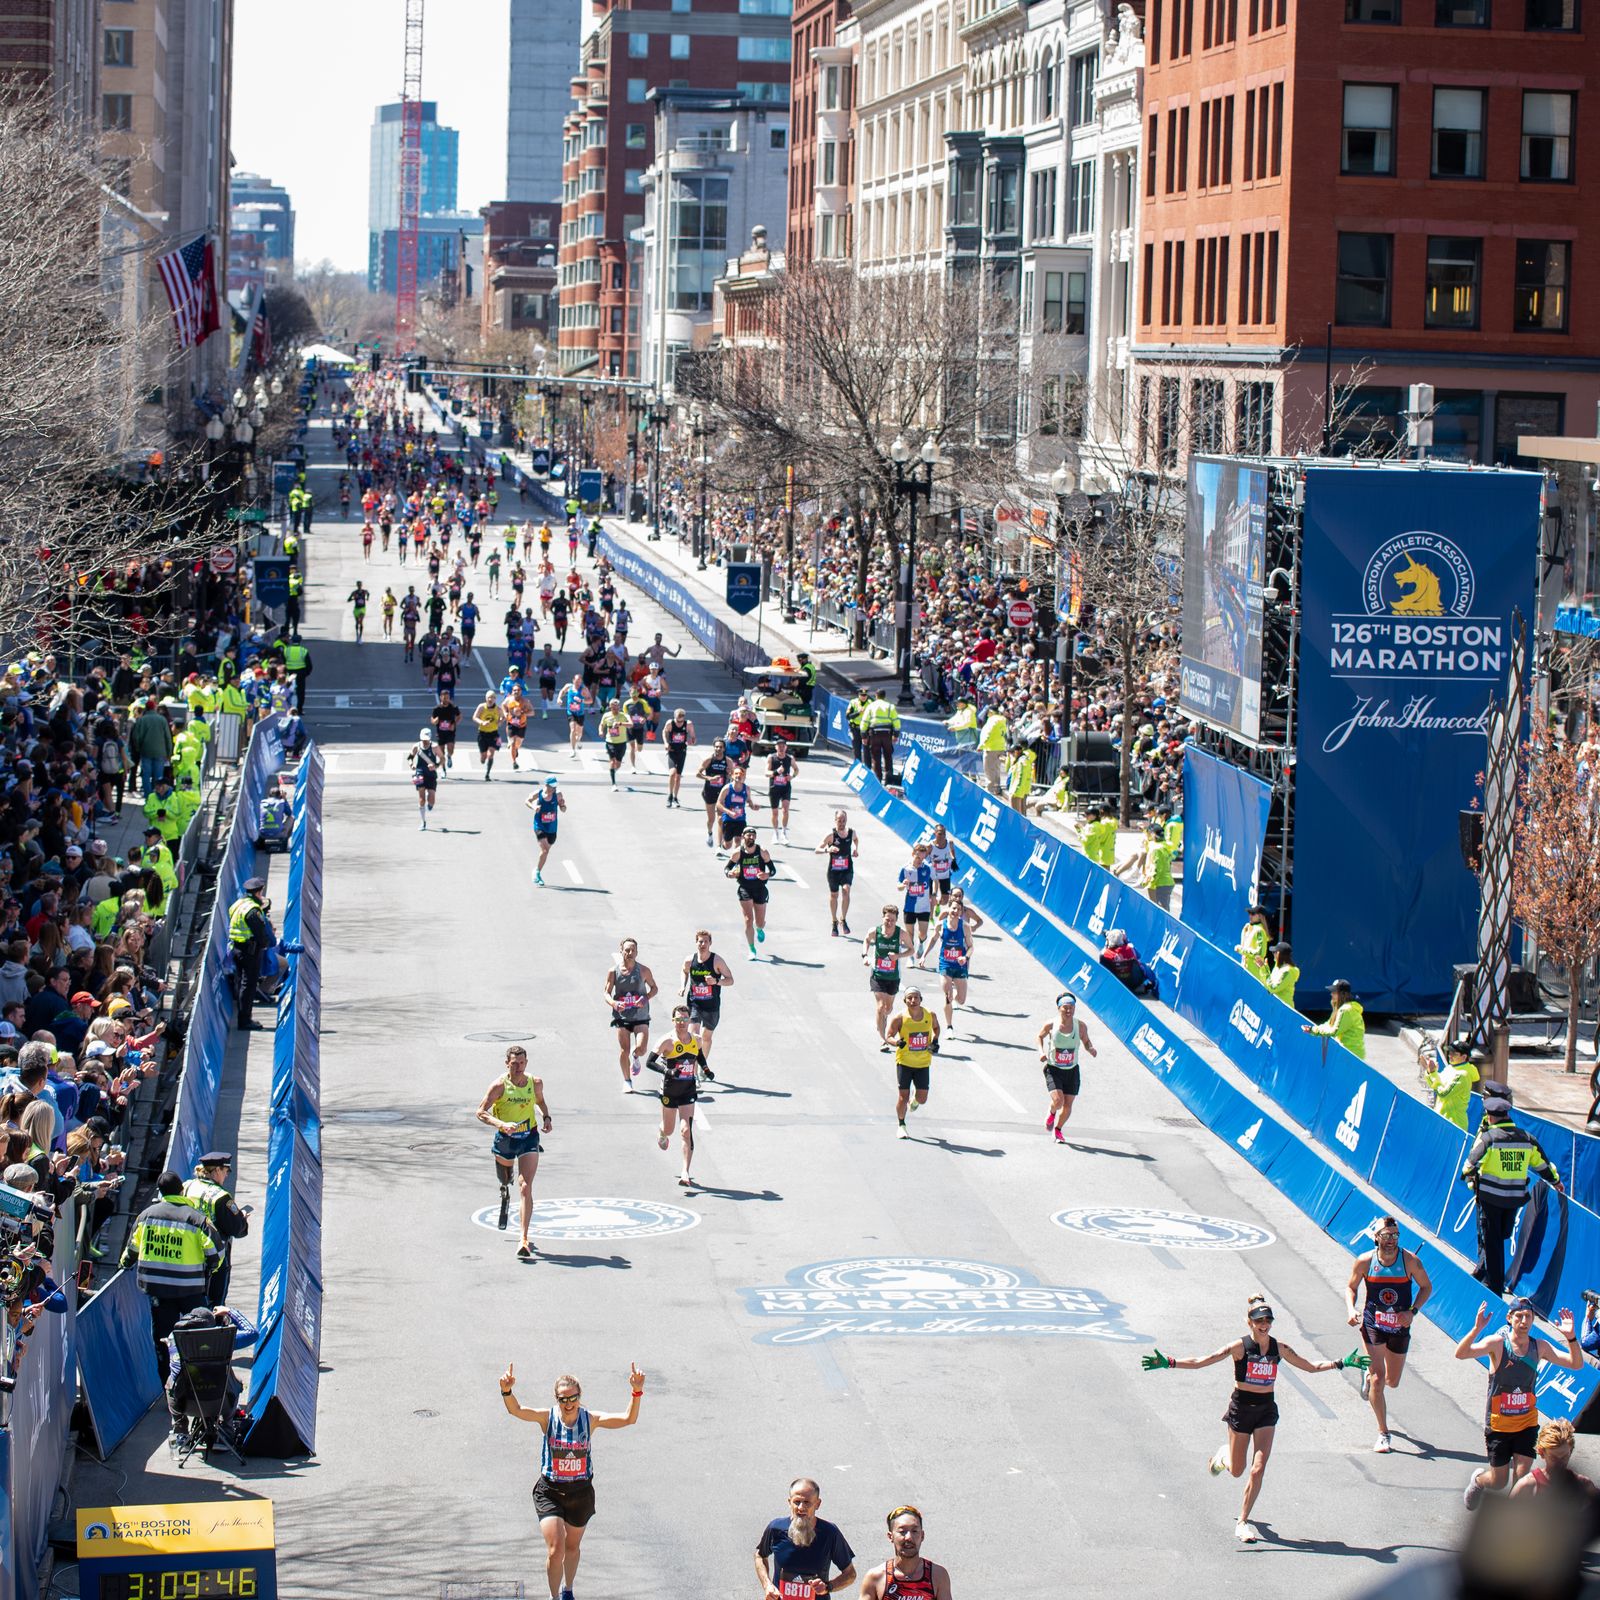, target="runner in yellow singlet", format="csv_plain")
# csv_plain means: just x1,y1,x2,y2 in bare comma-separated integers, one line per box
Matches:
475,1045,553,1260
887,987,940,1140
472,691,503,781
